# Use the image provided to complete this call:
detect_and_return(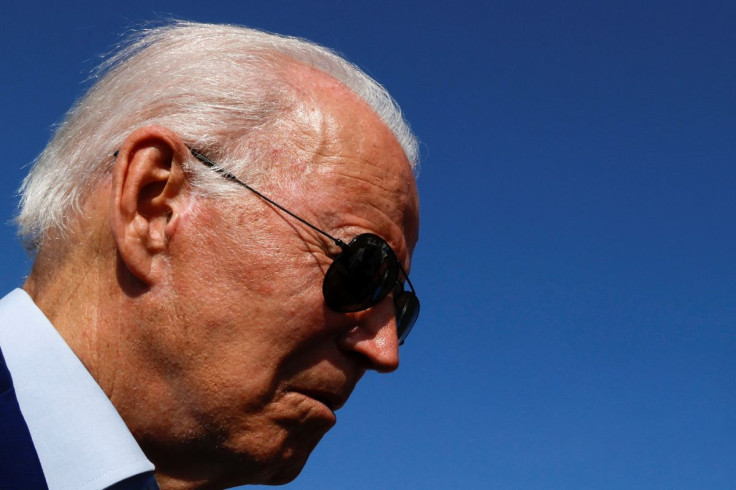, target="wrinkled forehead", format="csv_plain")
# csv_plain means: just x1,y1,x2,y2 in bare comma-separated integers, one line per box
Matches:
318,152,419,252
272,64,419,254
